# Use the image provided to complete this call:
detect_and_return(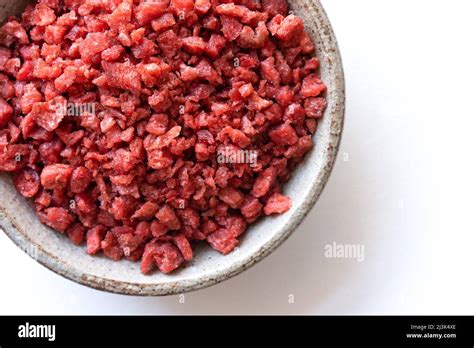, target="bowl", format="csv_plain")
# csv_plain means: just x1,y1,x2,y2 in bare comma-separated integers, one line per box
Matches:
0,0,345,295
